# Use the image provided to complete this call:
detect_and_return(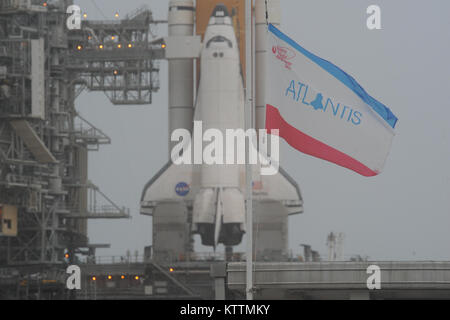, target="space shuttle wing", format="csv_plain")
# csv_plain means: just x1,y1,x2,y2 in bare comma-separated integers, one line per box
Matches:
254,166,304,215
140,162,198,216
